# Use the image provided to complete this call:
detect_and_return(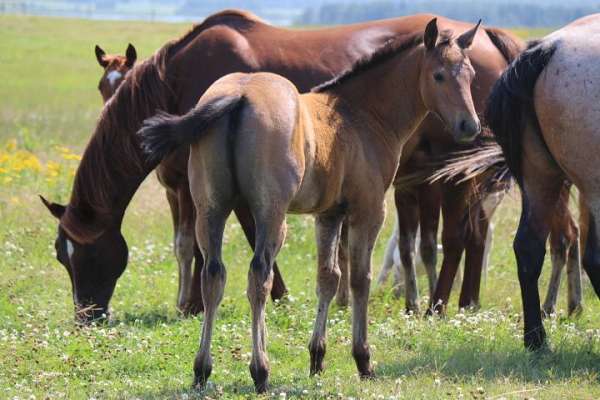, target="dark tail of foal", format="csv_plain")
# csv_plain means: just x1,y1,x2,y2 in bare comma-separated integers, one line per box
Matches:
139,95,244,164
485,40,556,186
